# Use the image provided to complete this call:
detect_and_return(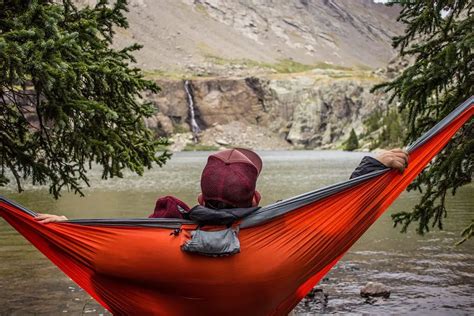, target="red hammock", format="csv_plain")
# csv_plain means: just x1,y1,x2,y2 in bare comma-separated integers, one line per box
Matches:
1,97,473,315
